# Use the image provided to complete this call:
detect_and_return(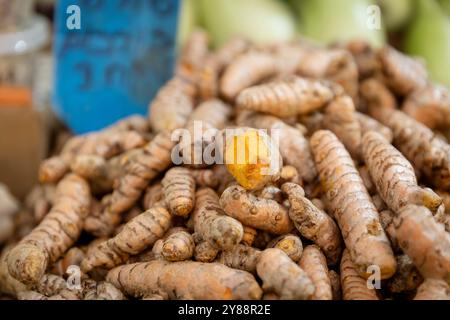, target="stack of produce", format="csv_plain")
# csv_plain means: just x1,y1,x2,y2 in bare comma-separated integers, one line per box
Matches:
1,31,449,300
